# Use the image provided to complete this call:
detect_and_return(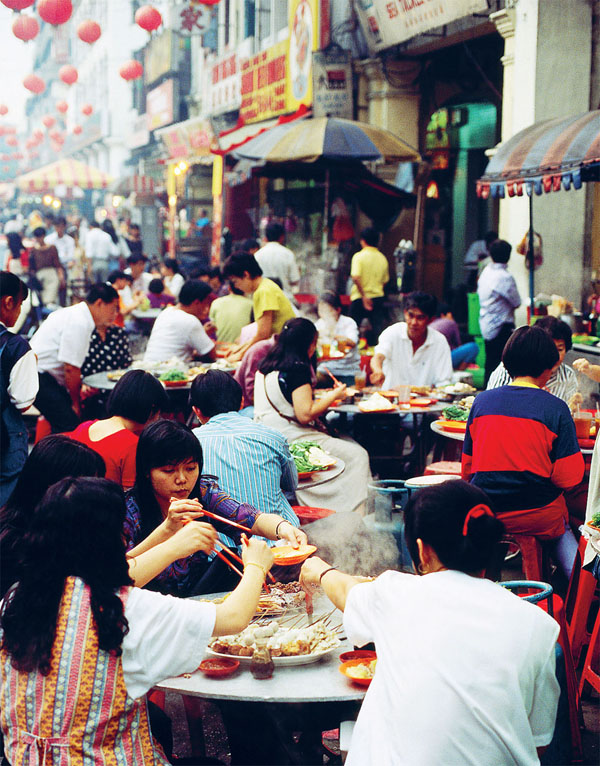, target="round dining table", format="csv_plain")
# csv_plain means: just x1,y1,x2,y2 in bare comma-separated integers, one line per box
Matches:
430,419,466,442
296,458,345,490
